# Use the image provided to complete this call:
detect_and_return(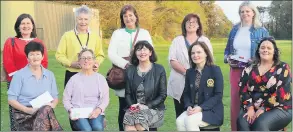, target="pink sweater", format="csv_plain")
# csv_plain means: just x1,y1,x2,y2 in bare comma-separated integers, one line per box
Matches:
63,72,109,115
